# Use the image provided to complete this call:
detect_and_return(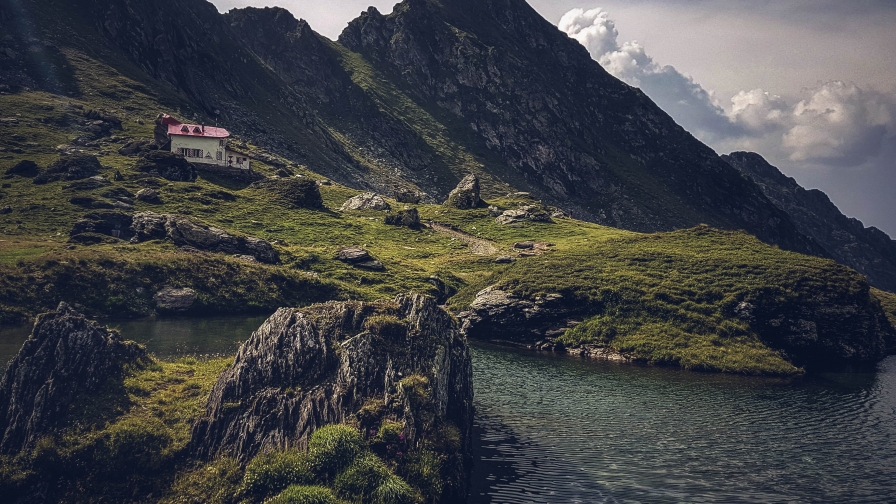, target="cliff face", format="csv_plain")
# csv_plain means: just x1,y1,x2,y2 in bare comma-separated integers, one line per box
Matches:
337,0,820,255
724,152,896,292
191,293,473,494
0,303,145,454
